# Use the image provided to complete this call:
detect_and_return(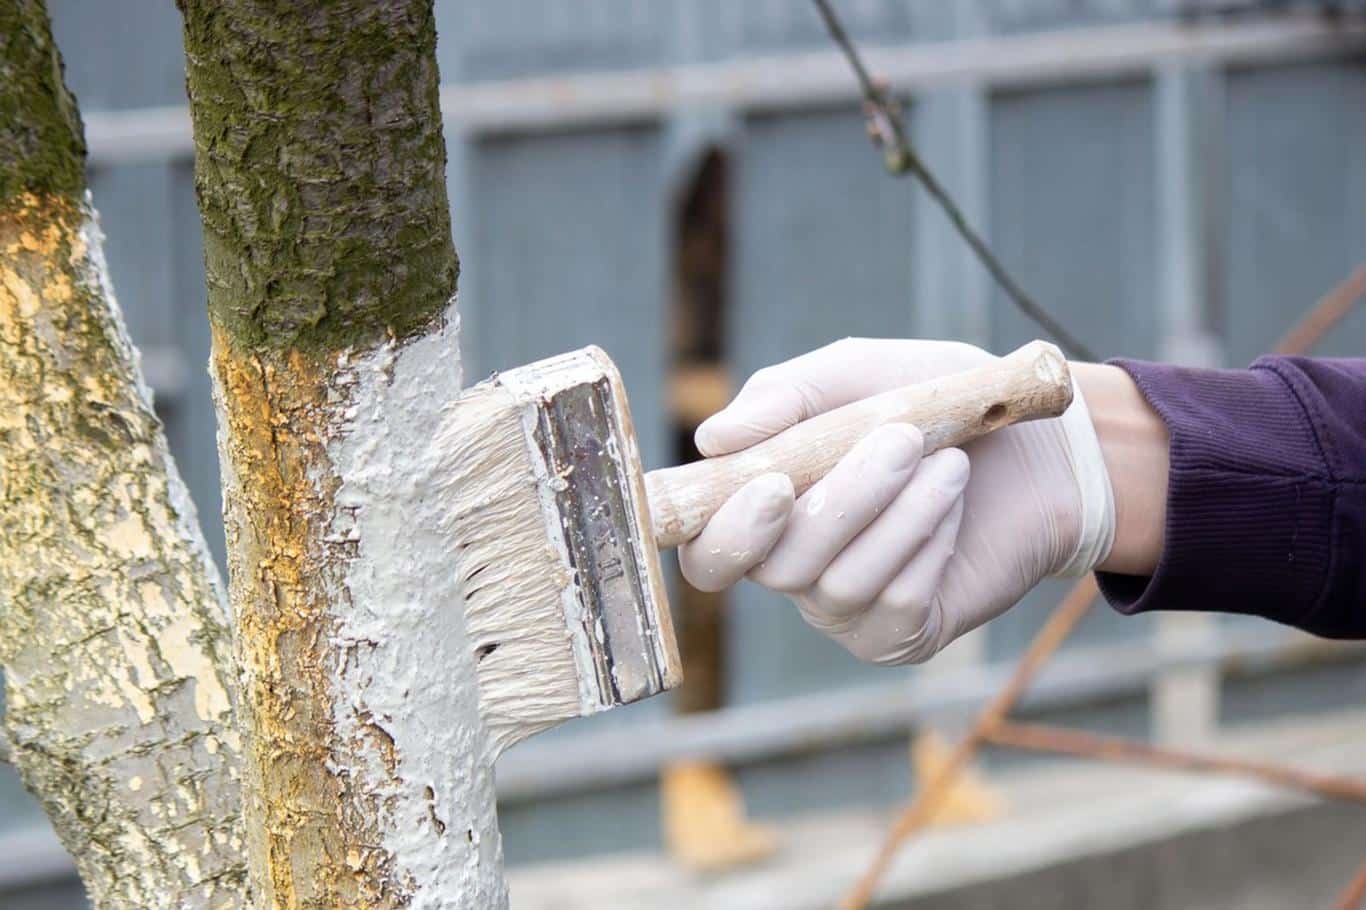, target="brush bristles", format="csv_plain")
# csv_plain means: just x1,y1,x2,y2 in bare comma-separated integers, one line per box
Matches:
434,383,586,756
